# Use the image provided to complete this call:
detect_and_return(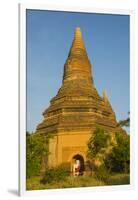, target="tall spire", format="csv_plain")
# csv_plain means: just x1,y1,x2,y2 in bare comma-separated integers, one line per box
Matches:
63,27,94,85
69,27,86,56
